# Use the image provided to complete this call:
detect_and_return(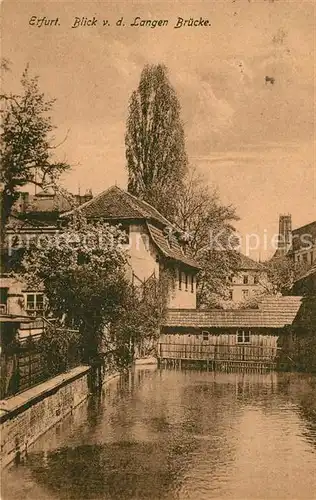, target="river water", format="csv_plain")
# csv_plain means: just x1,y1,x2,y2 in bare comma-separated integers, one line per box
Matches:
2,368,316,500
